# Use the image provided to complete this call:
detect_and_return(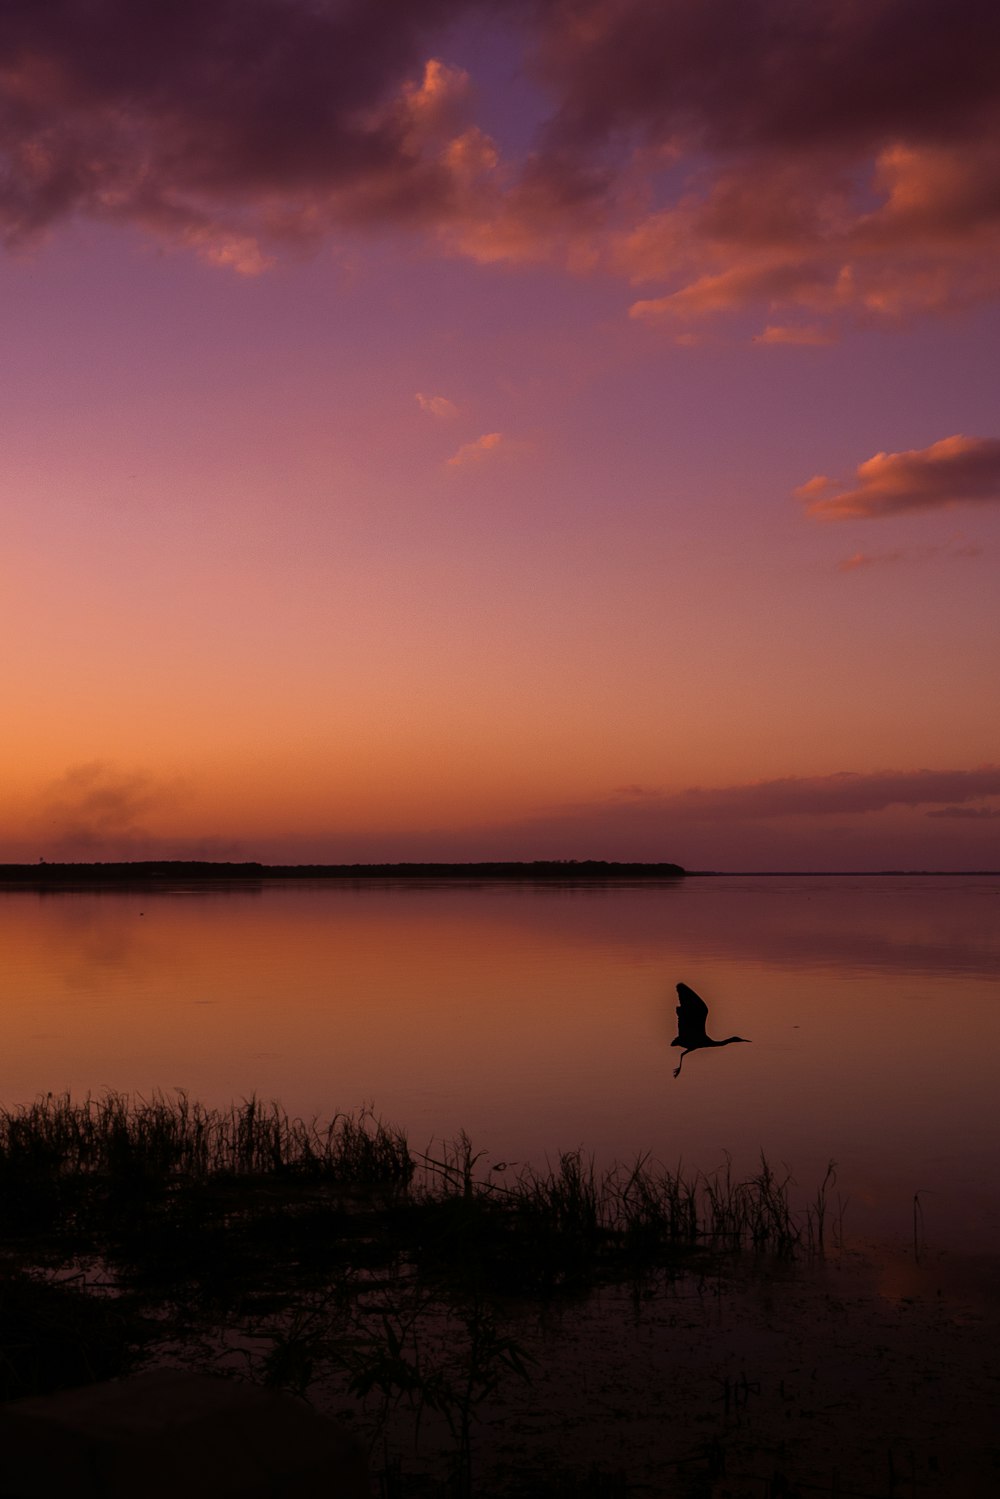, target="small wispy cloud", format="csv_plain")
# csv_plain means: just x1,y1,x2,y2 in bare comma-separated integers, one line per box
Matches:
416,392,459,419
754,324,834,346
797,435,1000,521
836,537,984,572
837,550,905,573
671,331,713,348
446,431,505,468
